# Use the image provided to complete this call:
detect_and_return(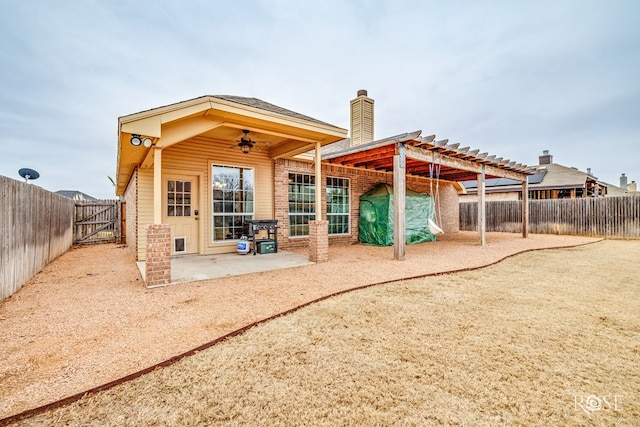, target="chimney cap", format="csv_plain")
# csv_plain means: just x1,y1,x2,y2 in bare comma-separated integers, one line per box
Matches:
543,150,549,155
357,89,368,97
